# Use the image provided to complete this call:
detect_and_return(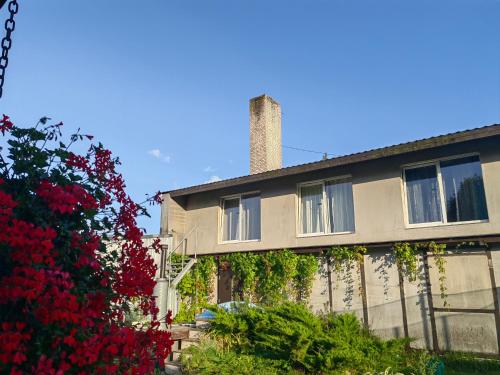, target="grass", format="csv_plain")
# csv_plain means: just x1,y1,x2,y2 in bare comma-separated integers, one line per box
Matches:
442,352,500,375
